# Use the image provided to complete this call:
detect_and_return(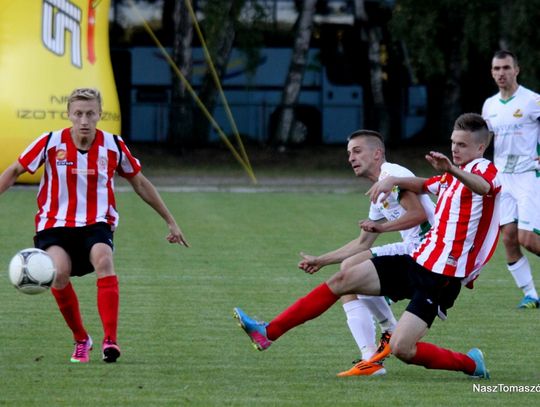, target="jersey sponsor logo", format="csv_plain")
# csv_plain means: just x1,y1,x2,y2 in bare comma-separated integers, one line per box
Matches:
513,109,523,118
446,255,457,267
71,168,96,175
56,149,66,160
